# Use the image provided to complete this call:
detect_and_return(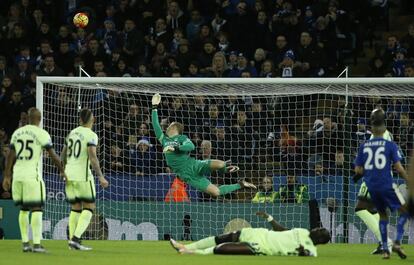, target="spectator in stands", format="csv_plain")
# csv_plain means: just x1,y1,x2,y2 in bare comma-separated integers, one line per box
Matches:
130,138,156,176
212,124,232,161
368,57,387,77
277,49,297,77
200,140,212,160
176,39,193,73
231,110,254,165
254,11,272,51
396,112,413,157
4,90,25,136
96,19,118,55
166,1,188,31
0,56,9,82
211,11,227,35
295,32,326,77
277,173,309,203
121,19,144,67
251,176,278,203
259,59,275,77
405,64,414,77
170,28,184,55
401,24,414,59
203,104,223,133
271,35,289,67
354,118,371,149
251,48,266,72
228,53,257,77
82,38,105,74
227,1,256,55
123,104,143,136
109,144,125,173
14,57,31,88
37,54,64,76
331,150,344,175
186,10,204,42
55,41,75,75
205,52,230,77
197,40,216,73
381,35,400,69
151,42,168,75
145,18,172,57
